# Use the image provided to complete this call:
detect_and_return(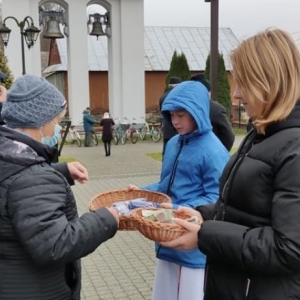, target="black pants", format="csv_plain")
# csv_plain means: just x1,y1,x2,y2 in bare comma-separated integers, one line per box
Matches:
84,132,92,147
104,141,111,156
